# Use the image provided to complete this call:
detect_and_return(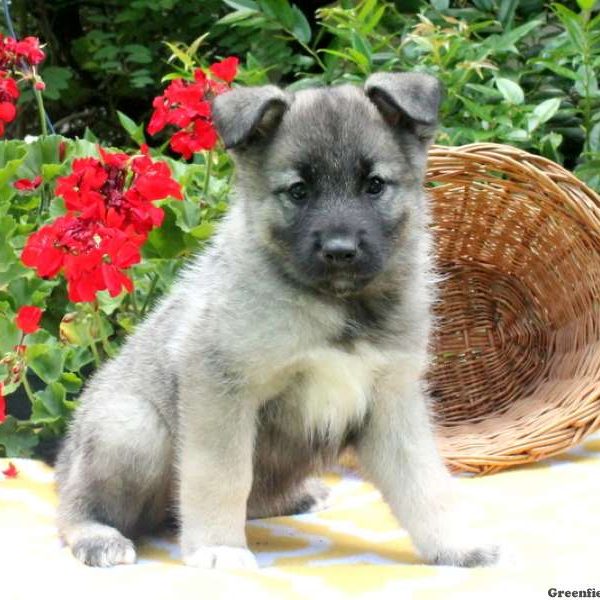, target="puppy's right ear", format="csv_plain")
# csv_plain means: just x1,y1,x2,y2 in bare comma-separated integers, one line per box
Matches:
212,86,289,149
